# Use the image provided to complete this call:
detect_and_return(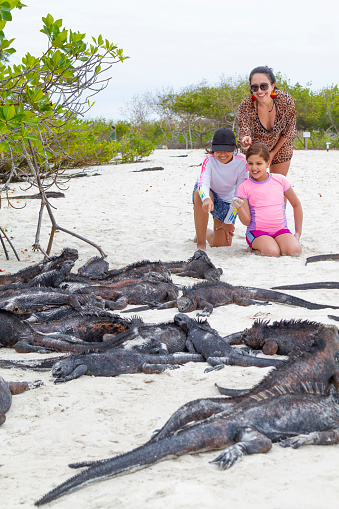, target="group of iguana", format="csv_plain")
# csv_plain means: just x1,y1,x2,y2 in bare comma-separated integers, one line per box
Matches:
0,247,338,505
